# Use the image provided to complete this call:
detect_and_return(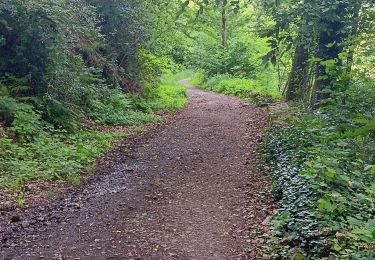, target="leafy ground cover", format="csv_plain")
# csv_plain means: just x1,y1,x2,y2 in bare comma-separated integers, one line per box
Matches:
0,130,119,191
264,83,375,259
190,71,281,103
0,73,188,197
142,71,190,113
